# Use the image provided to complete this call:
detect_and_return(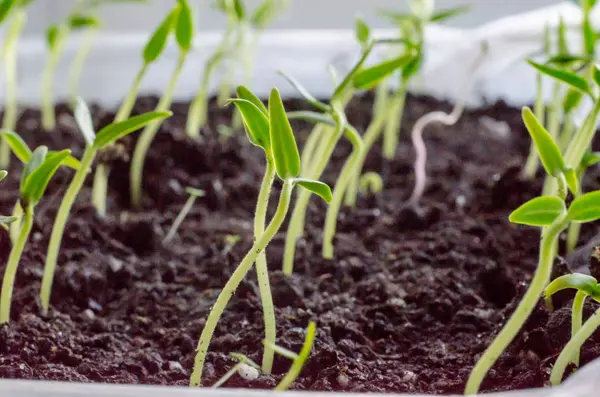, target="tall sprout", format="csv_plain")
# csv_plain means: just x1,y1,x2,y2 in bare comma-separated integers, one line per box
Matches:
129,0,194,209
189,87,332,386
